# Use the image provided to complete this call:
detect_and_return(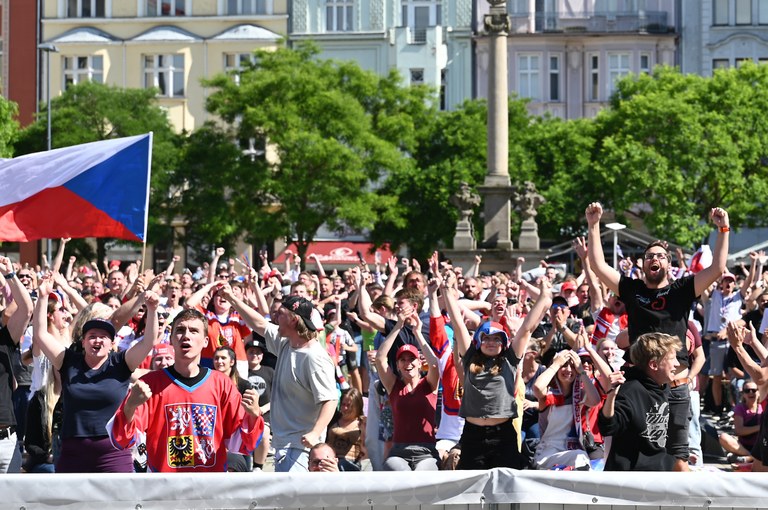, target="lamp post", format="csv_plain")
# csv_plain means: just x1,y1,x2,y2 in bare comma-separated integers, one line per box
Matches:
39,42,59,263
605,222,627,270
